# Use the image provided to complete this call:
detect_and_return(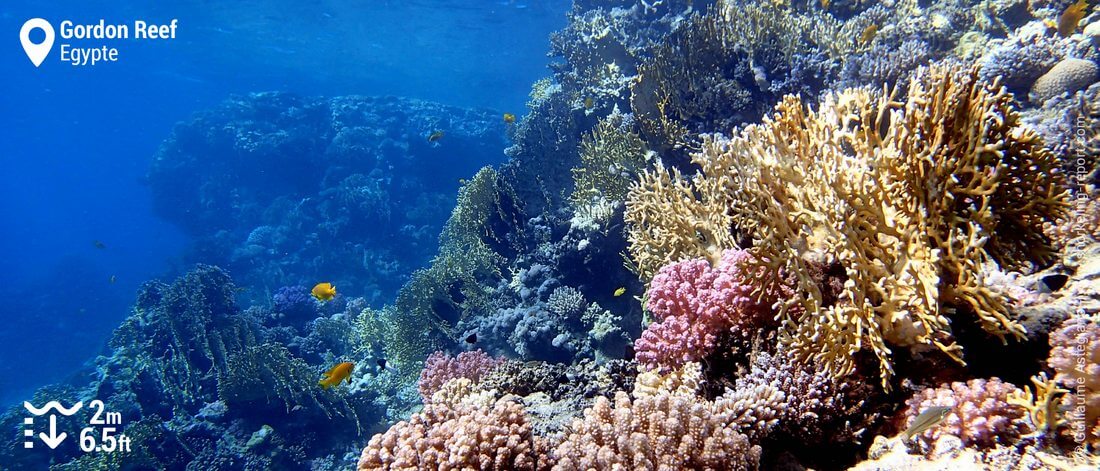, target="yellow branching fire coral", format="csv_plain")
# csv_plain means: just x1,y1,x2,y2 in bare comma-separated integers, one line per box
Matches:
626,63,1068,388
